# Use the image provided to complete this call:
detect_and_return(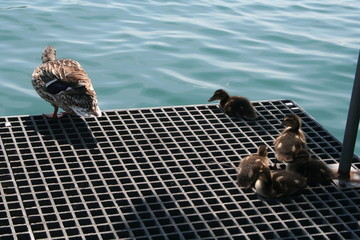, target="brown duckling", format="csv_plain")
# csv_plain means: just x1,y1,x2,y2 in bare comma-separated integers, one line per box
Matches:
274,114,306,166
237,145,270,188
287,150,335,185
255,166,307,198
32,46,101,118
208,89,257,120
